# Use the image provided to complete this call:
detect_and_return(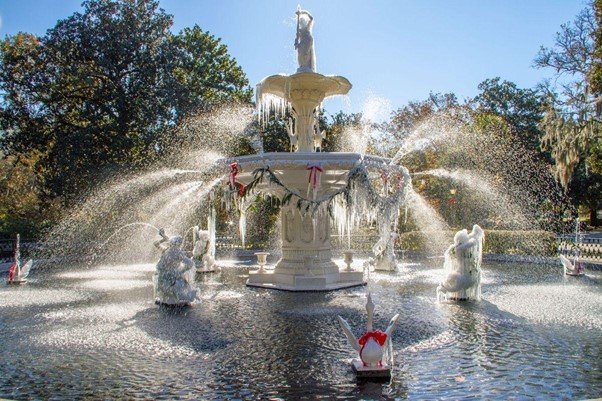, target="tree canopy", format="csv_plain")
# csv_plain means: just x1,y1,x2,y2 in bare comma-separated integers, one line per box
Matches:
0,0,251,206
